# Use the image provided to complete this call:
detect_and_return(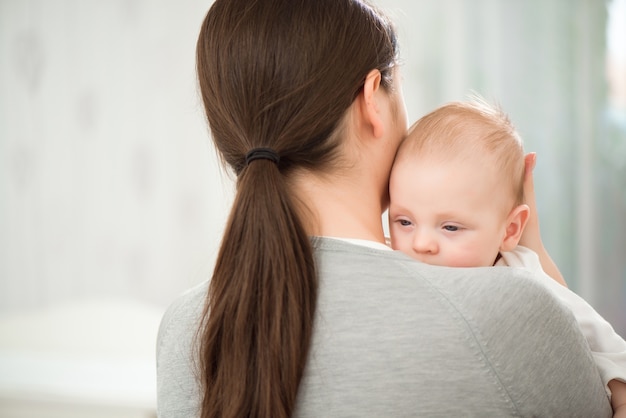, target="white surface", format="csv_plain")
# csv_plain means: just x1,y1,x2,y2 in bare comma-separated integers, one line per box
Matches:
0,299,162,416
